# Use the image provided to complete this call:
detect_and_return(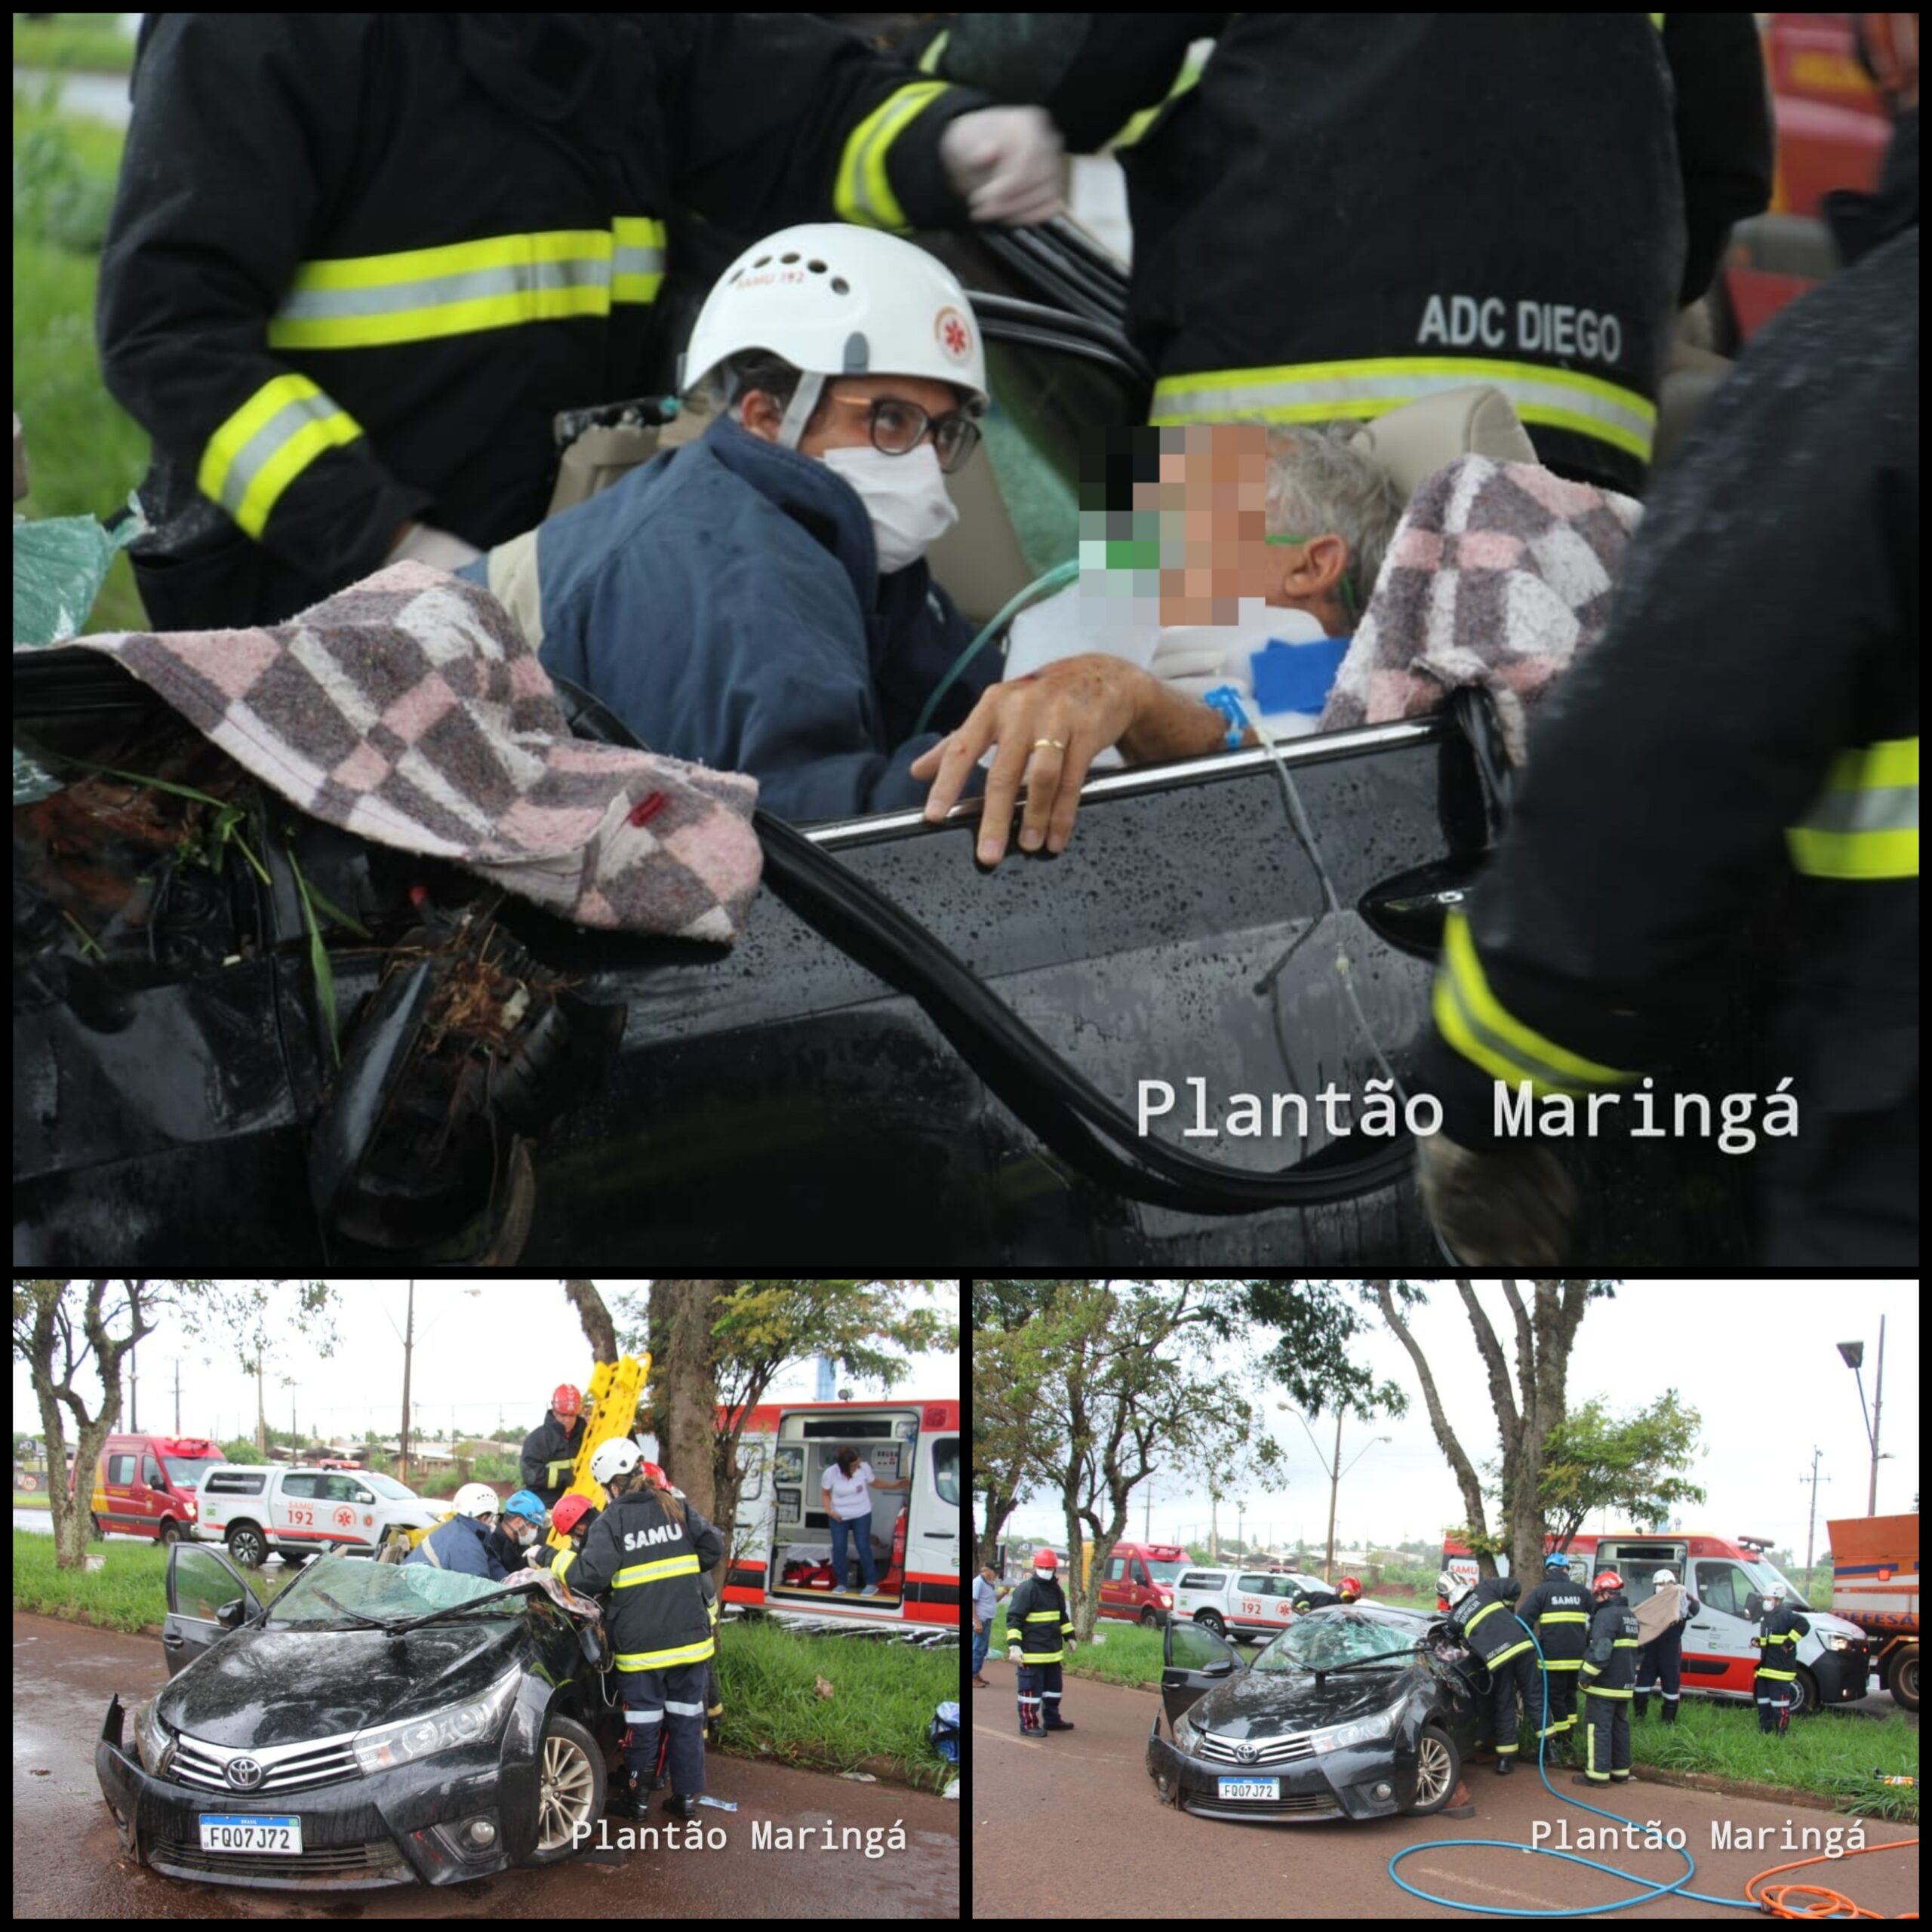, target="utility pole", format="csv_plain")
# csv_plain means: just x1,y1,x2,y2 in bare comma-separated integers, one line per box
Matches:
1801,1448,1829,1599
1869,1315,1885,1516
173,1359,181,1435
1237,1499,1247,1558
255,1348,266,1459
1210,1492,1220,1561
1142,1468,1160,1541
129,1344,138,1432
1325,1408,1343,1583
398,1280,415,1483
